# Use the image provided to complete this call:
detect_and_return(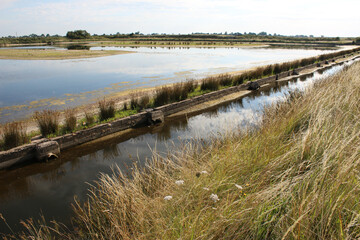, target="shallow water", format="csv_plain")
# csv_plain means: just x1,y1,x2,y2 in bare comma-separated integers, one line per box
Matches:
0,46,331,123
0,62,350,234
